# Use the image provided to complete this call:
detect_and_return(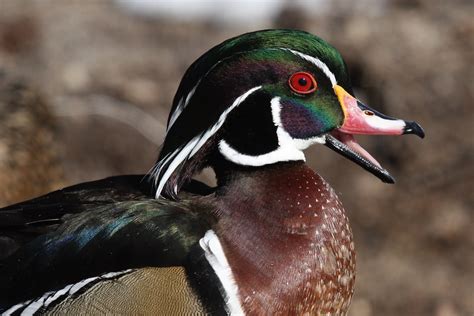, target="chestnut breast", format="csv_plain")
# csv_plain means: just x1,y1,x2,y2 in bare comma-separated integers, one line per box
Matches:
216,162,355,315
